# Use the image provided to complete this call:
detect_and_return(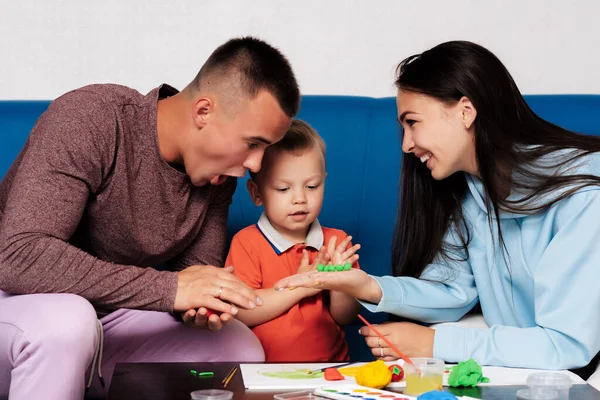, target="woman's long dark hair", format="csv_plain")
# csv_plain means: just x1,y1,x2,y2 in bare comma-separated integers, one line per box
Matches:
392,40,600,278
